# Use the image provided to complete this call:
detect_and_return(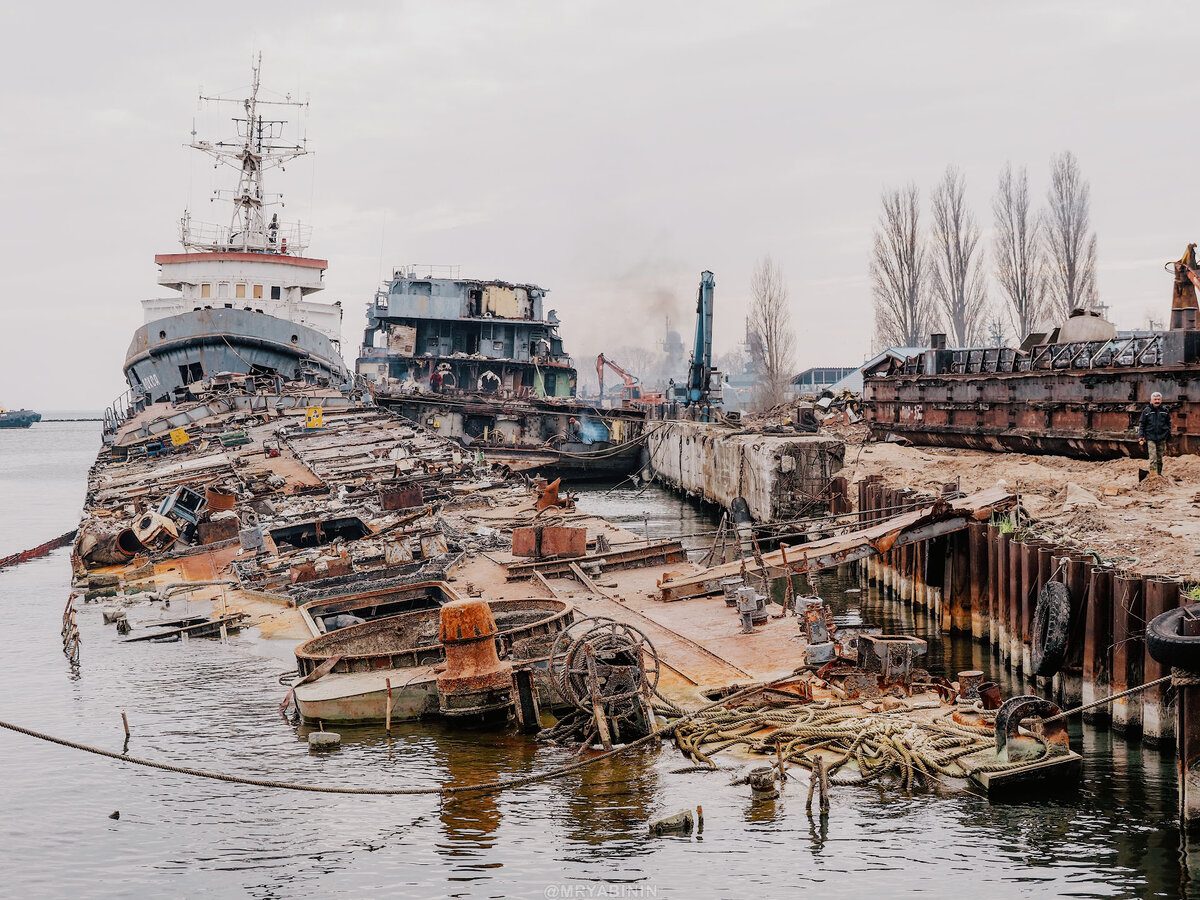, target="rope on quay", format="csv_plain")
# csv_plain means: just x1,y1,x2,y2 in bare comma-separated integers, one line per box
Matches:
0,675,803,797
